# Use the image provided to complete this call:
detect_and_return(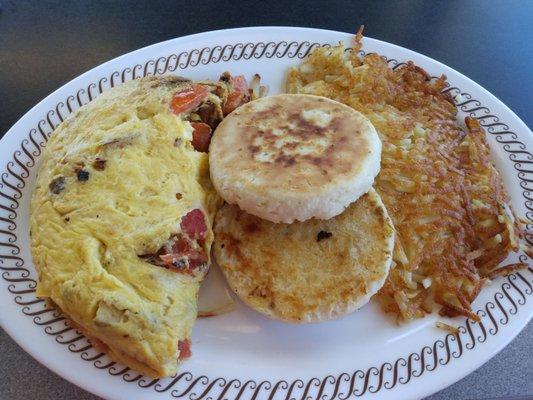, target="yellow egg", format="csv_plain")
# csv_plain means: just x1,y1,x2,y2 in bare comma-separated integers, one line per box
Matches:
30,76,222,377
